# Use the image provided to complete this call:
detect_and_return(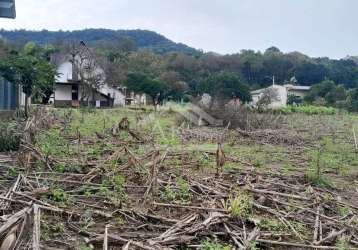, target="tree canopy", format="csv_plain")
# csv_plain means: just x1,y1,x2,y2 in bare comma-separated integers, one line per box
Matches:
0,42,57,115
